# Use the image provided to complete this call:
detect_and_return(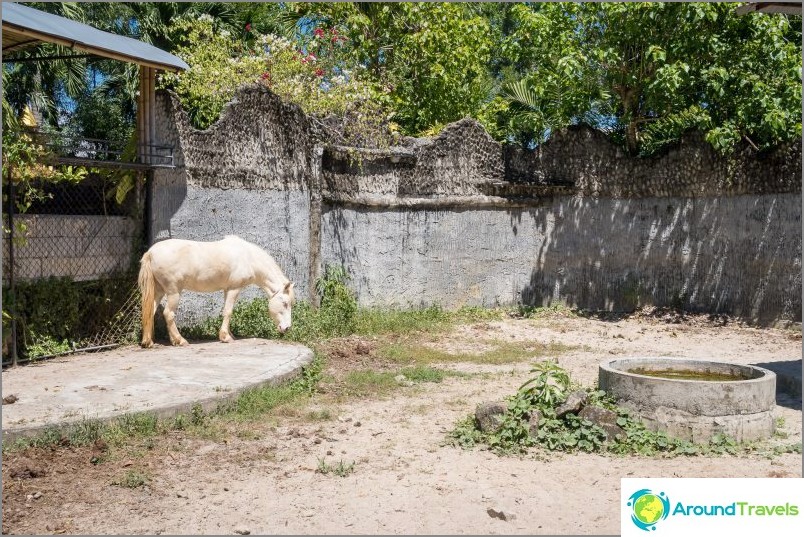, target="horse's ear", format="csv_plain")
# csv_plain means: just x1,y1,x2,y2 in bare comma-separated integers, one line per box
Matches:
284,282,294,293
